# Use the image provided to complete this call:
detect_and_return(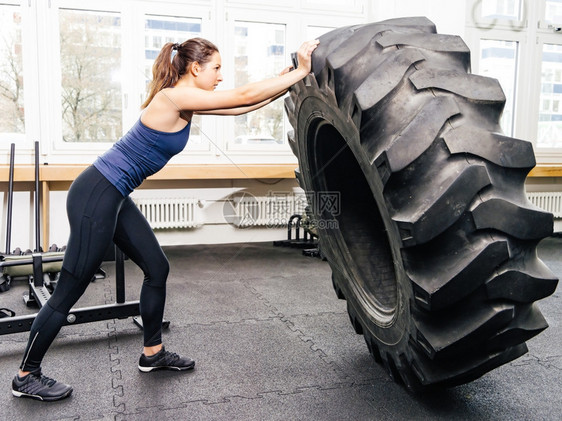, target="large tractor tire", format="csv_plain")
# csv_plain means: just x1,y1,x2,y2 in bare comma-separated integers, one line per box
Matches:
285,17,559,391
